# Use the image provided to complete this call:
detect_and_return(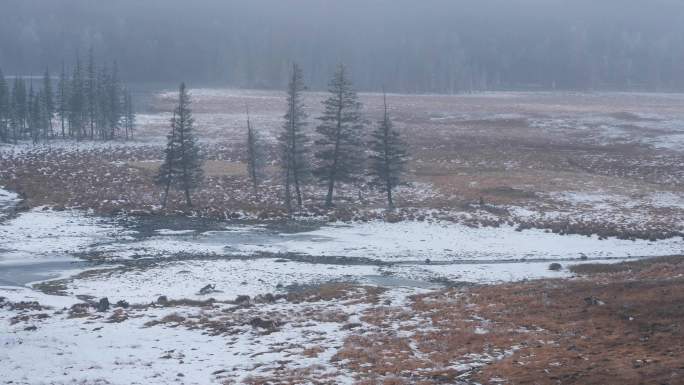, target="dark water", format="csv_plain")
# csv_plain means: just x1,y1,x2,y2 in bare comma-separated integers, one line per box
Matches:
0,261,89,287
